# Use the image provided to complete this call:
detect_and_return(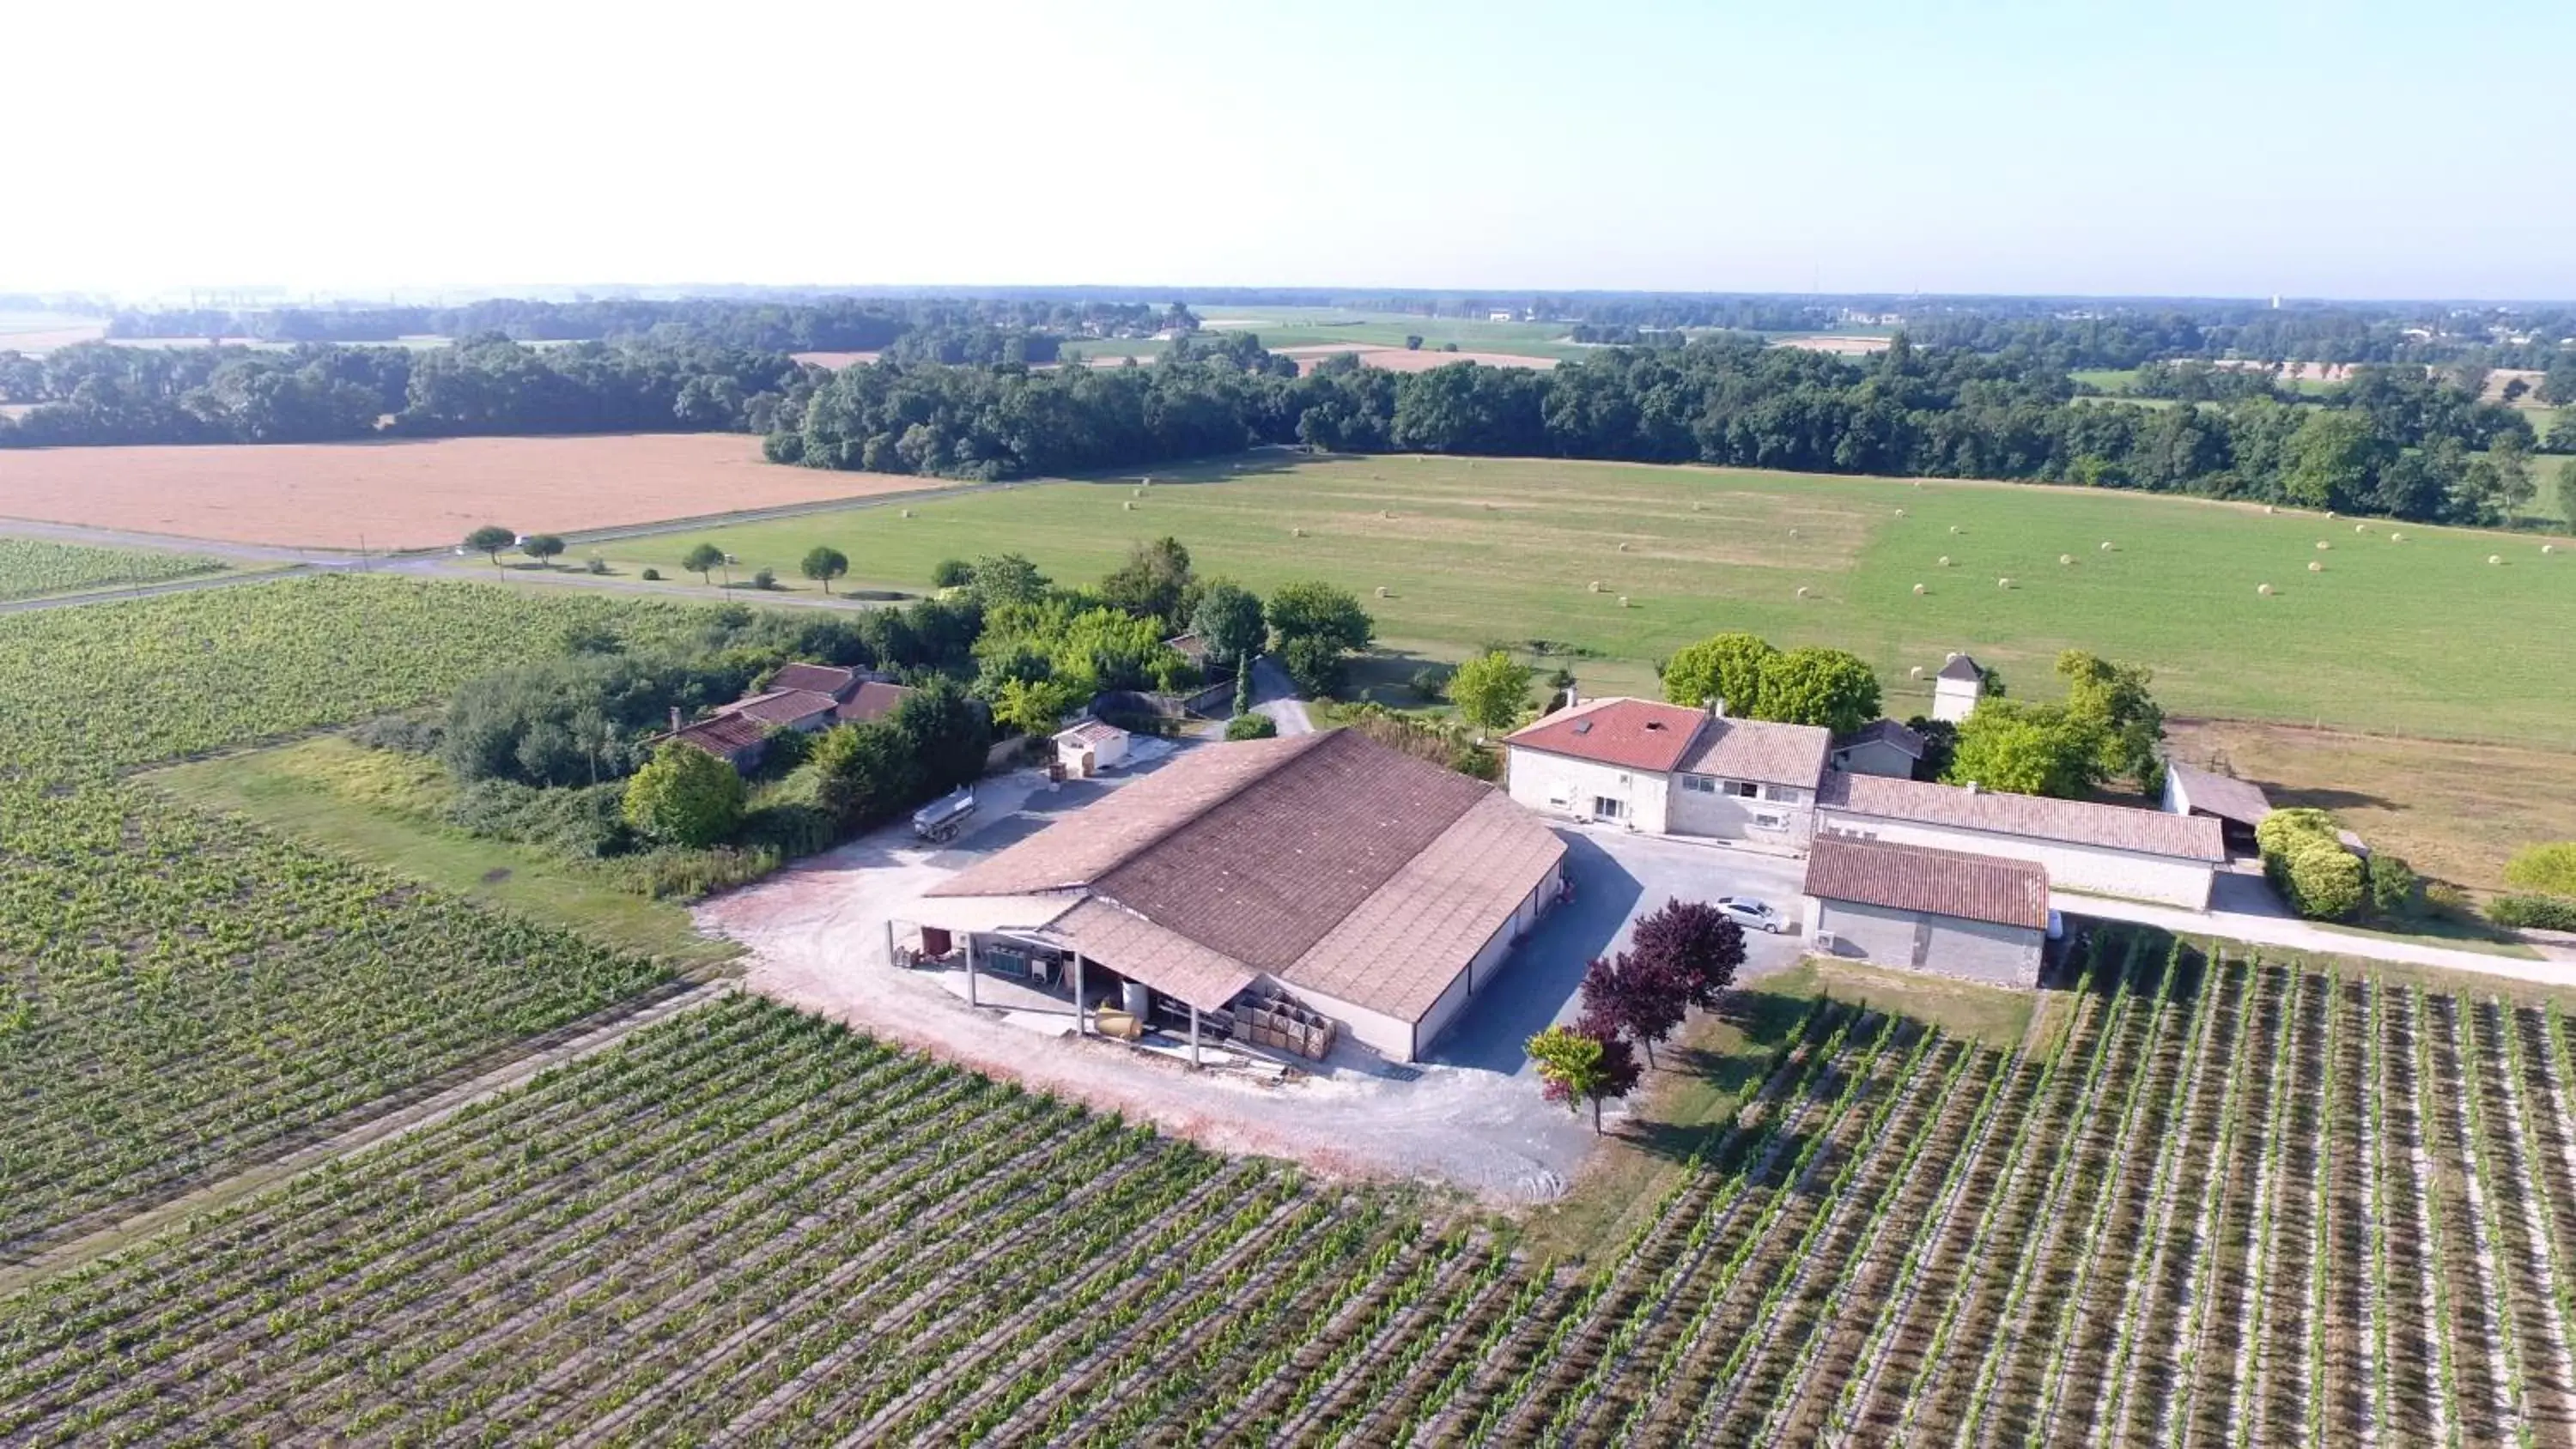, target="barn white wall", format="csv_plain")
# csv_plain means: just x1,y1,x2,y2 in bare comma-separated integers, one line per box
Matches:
1819,811,2214,909
1286,980,1421,1064
1668,779,1814,845
1832,739,1917,779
